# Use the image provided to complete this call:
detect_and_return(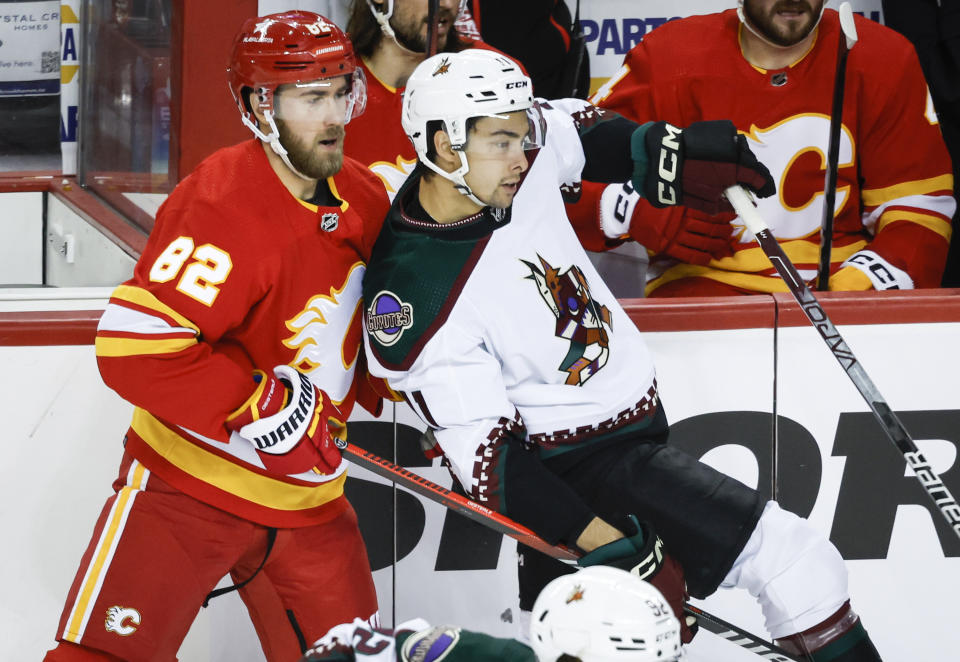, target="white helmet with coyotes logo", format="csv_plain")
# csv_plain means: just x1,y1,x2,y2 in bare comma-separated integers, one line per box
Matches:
401,49,546,206
529,566,684,662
